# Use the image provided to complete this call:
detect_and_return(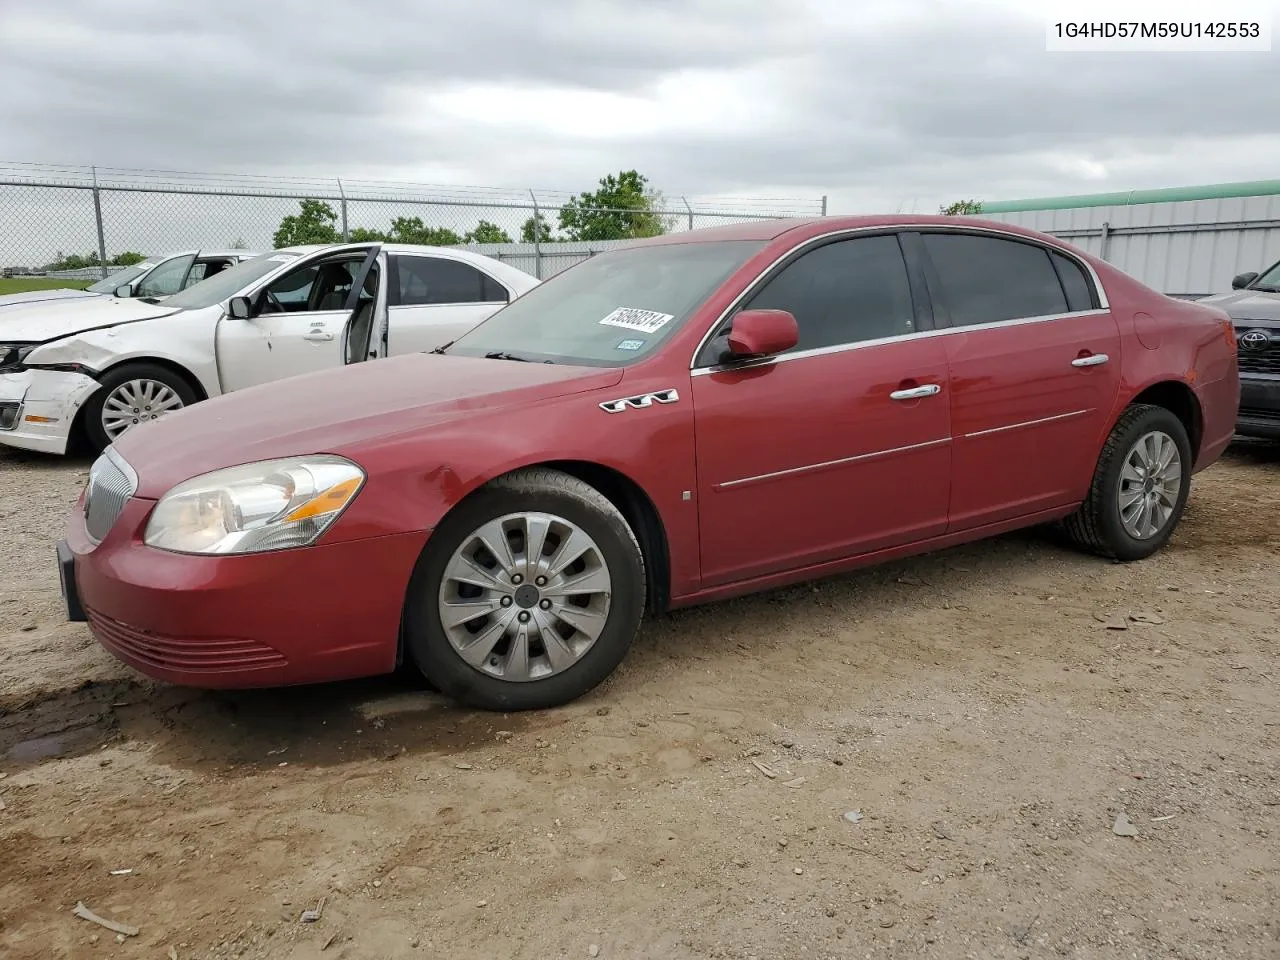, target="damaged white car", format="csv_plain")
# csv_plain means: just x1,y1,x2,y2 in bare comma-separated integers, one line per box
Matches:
0,242,539,454
0,250,259,309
